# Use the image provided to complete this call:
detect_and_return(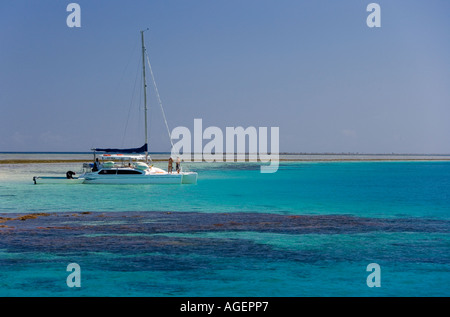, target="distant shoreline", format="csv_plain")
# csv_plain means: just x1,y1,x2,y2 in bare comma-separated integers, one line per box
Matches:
2,152,450,164
1,158,450,164
1,152,450,156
